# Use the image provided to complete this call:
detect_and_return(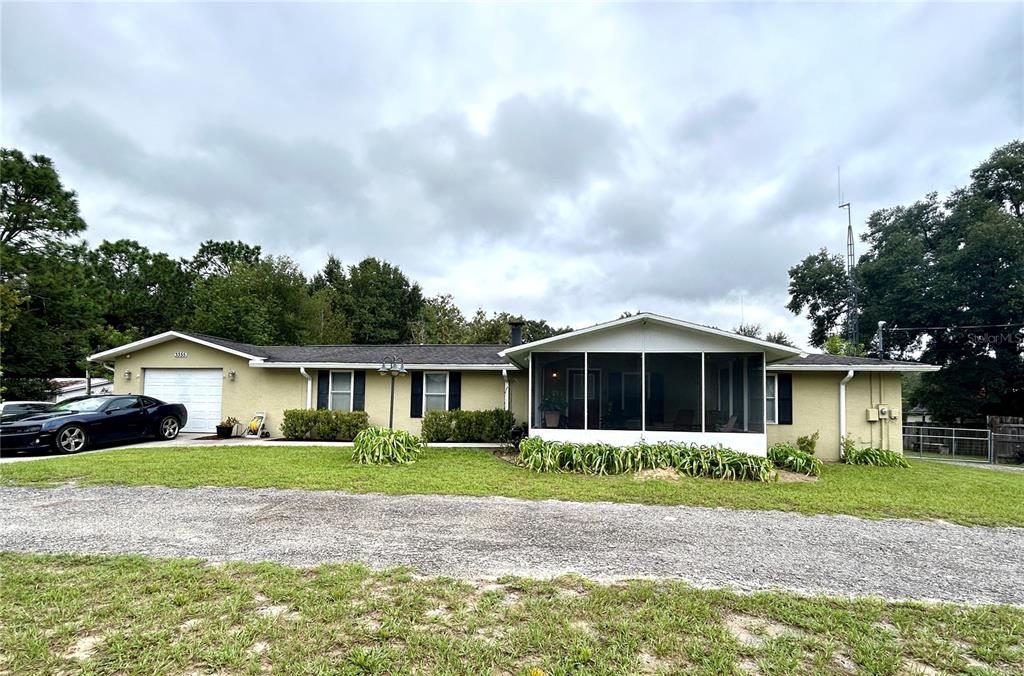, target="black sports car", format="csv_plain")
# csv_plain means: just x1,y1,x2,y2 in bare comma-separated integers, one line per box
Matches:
0,394,188,454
